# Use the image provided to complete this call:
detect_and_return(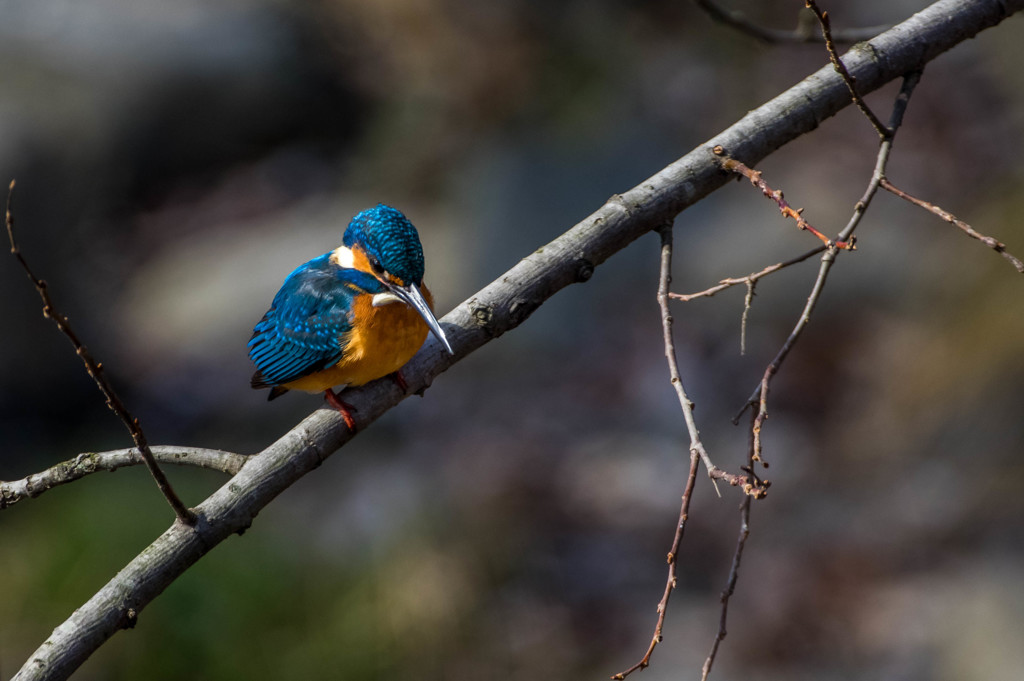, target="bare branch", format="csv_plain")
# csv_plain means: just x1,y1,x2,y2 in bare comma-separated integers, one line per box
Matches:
5,181,196,525
806,0,891,138
880,179,1024,273
0,447,247,510
701,497,753,680
13,2,1022,678
701,75,928,681
613,225,766,680
736,72,924,468
653,225,762,493
701,412,757,681
694,1,889,44
740,279,755,355
714,150,856,250
612,448,701,680
836,71,922,238
670,245,825,302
